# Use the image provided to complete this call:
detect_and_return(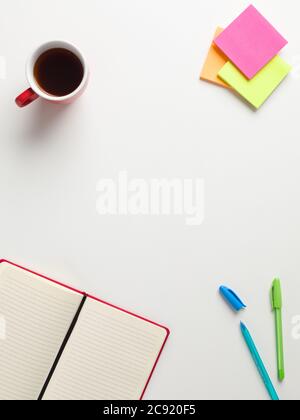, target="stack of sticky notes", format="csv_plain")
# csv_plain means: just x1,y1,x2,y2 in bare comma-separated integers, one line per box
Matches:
200,5,291,109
